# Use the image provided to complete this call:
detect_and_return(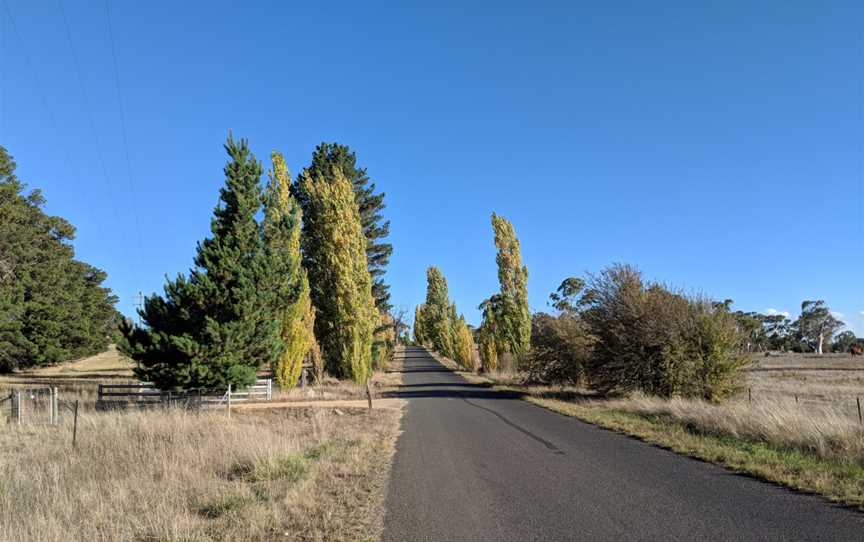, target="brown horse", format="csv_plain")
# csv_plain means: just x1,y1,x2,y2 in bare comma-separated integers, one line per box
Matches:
852,344,863,357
